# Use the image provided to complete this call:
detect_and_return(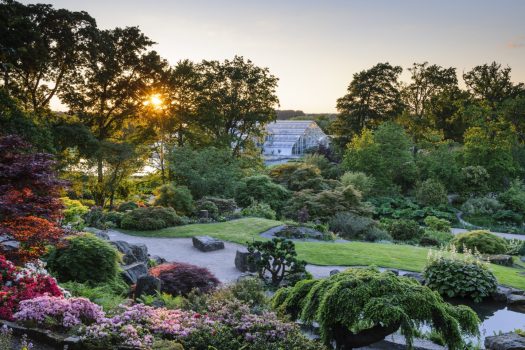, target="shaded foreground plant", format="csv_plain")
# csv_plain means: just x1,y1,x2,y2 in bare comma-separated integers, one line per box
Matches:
272,267,479,350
